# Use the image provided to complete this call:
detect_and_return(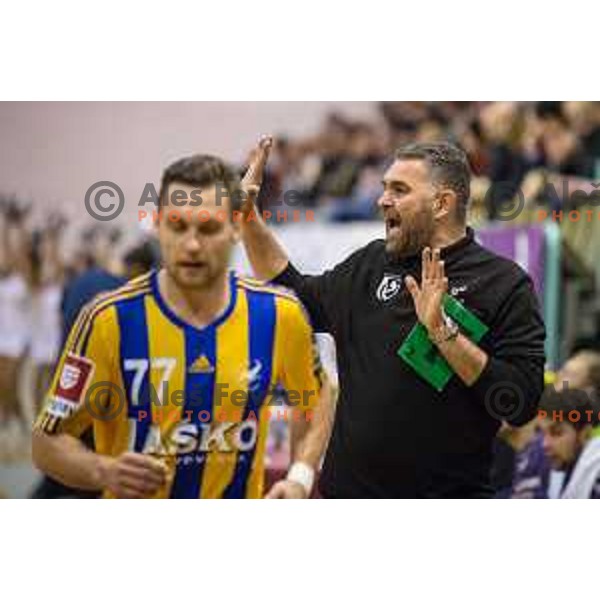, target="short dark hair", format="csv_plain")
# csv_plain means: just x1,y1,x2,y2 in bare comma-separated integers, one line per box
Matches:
123,239,160,273
534,101,564,122
394,141,471,222
159,154,241,216
539,388,599,431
